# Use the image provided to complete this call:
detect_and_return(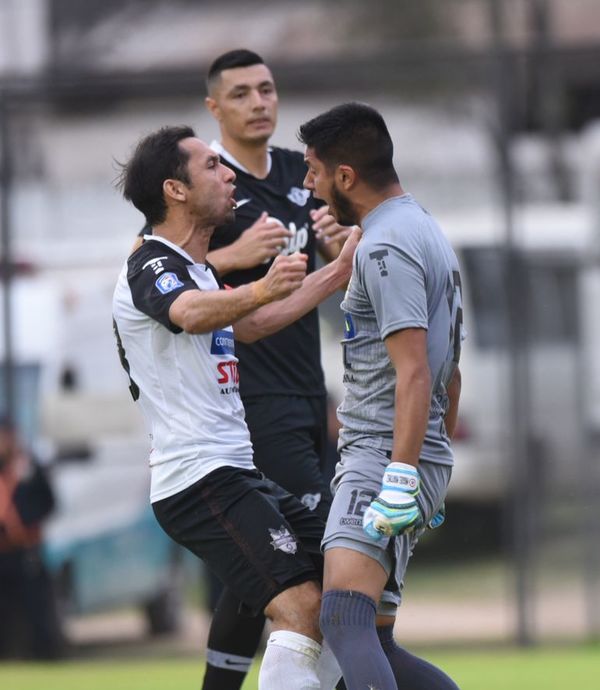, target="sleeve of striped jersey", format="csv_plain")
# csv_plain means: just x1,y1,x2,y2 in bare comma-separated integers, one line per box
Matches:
360,241,428,340
127,252,199,333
